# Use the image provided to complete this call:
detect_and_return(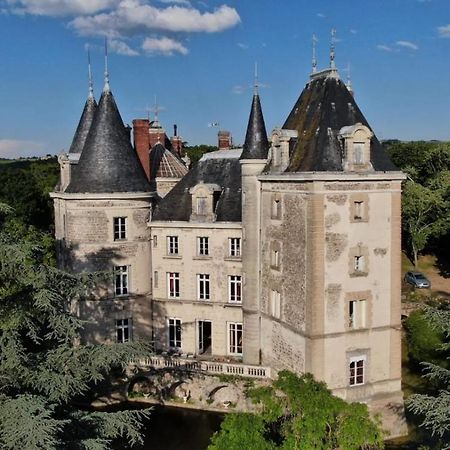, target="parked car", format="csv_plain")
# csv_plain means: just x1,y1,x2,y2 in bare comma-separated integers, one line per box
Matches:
404,271,431,289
